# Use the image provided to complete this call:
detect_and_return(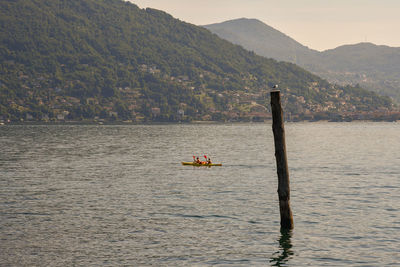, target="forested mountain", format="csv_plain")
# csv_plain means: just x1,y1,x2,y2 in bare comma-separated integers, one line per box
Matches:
204,18,400,103
0,0,394,123
315,43,400,102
